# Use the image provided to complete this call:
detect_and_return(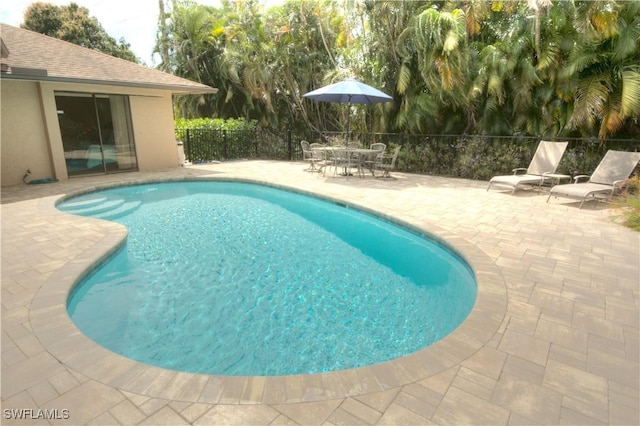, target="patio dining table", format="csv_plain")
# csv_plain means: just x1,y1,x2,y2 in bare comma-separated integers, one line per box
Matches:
313,146,381,178
346,148,381,176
